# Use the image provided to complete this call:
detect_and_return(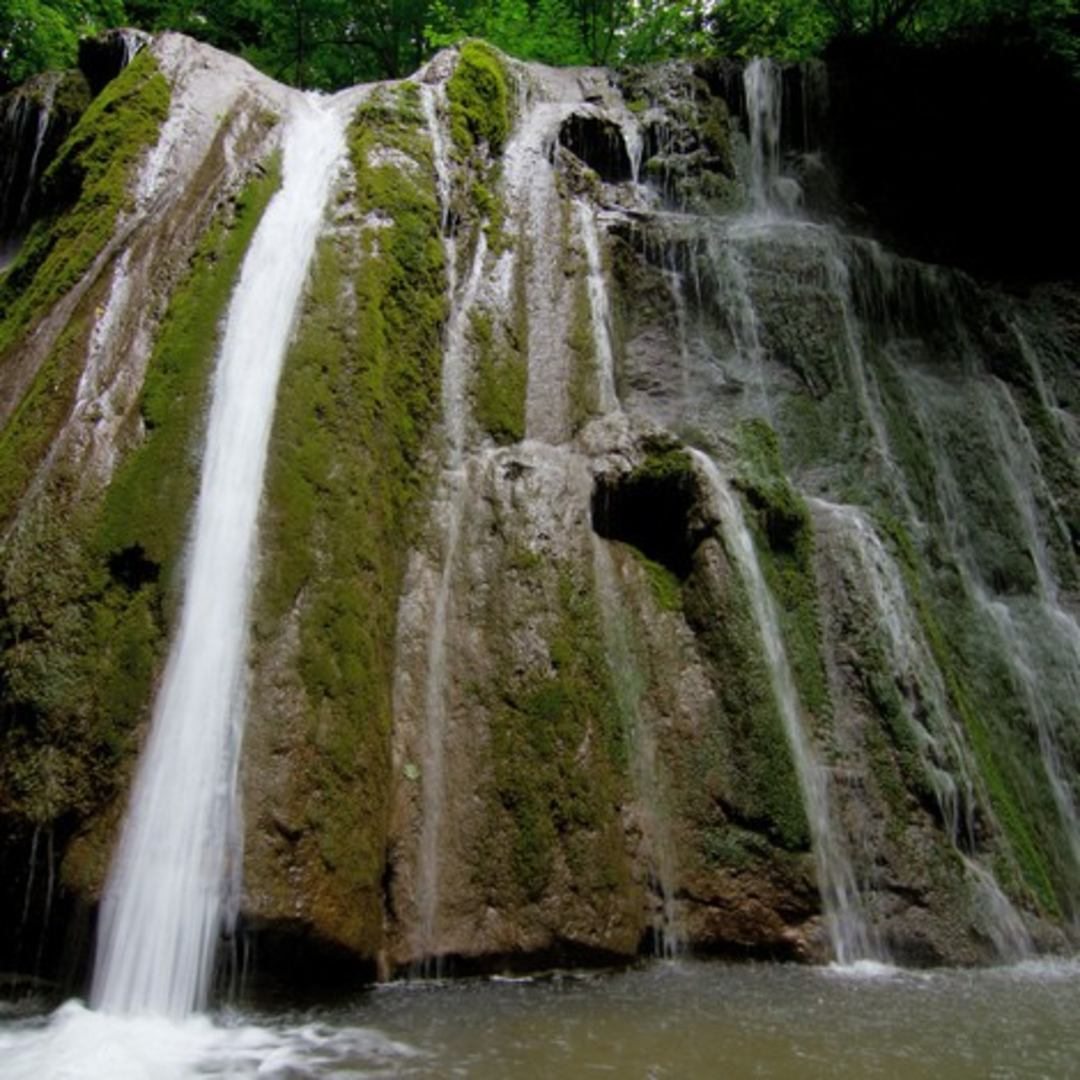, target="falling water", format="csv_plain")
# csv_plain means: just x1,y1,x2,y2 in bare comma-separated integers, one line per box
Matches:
91,94,346,1017
691,451,875,963
810,497,1034,956
0,74,60,264
743,59,801,217
413,93,489,969
592,538,680,956
576,199,618,415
